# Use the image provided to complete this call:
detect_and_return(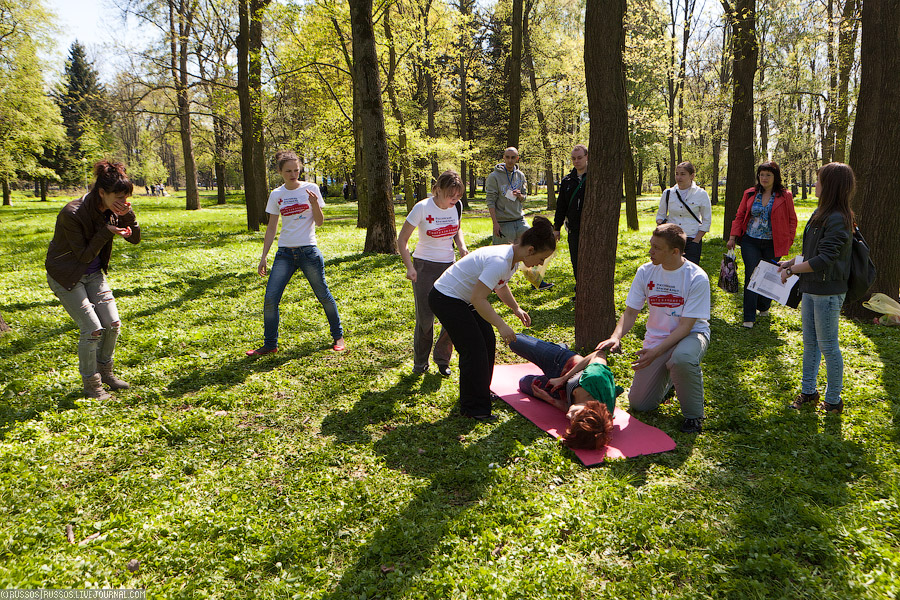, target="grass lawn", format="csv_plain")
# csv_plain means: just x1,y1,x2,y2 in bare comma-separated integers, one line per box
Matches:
1,189,898,599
